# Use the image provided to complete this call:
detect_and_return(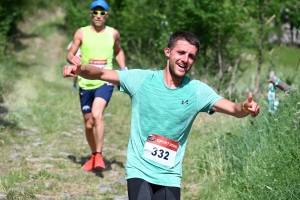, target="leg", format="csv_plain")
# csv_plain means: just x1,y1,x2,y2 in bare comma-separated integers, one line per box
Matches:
152,186,180,200
79,88,97,171
91,97,106,153
127,178,153,200
92,84,114,169
80,98,107,170
83,112,96,152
